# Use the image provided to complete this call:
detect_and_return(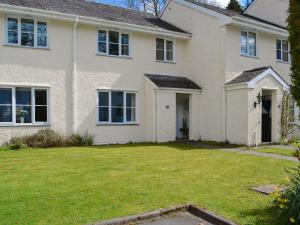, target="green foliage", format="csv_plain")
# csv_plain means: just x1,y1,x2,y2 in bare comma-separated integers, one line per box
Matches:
7,137,25,150
69,132,94,146
227,0,243,13
24,129,65,148
288,0,300,106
